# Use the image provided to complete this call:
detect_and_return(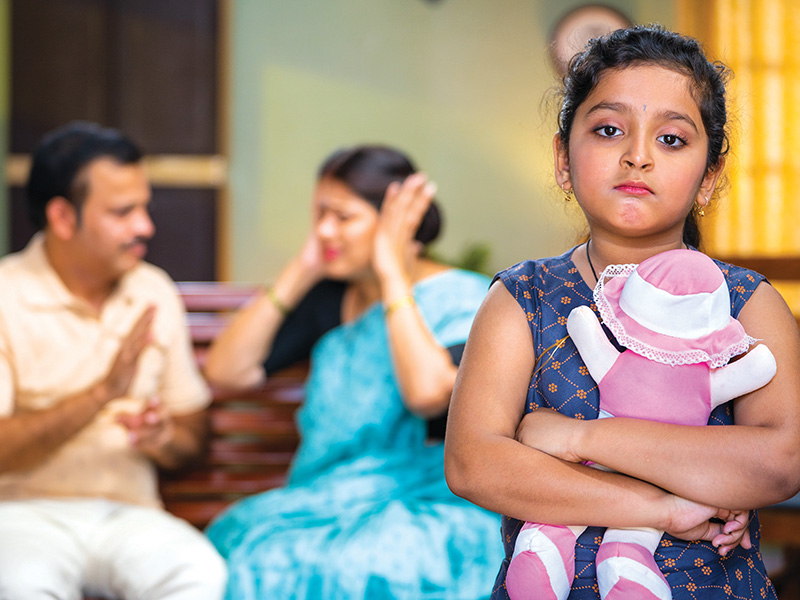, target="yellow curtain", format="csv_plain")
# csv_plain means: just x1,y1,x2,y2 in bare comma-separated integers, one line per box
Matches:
677,0,800,257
